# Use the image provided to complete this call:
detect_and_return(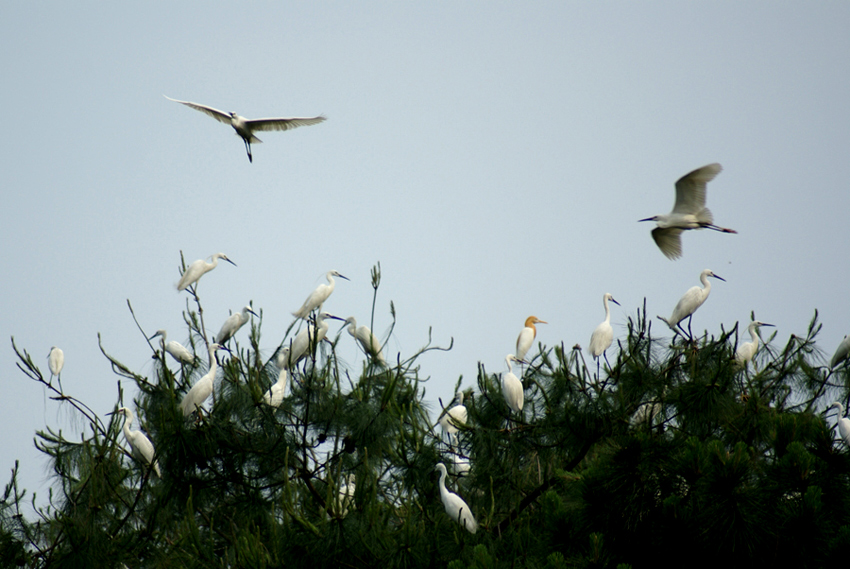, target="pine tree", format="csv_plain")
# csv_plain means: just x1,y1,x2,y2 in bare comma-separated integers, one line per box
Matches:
6,273,850,567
